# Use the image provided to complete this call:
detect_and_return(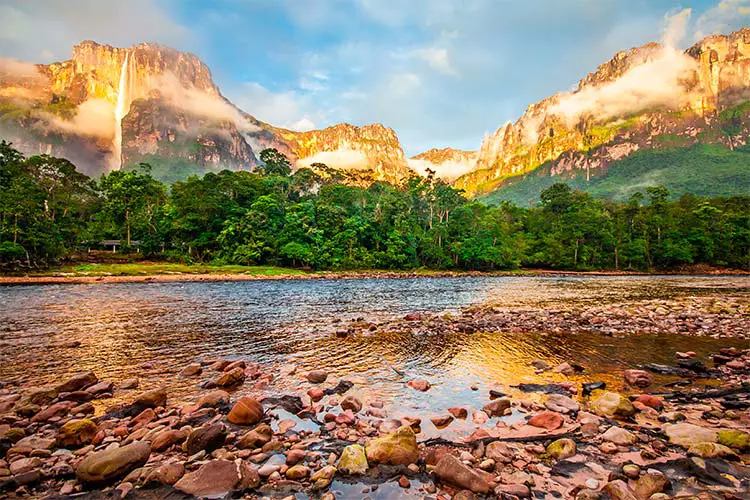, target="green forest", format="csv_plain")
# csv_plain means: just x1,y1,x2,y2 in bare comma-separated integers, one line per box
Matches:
1,140,748,272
